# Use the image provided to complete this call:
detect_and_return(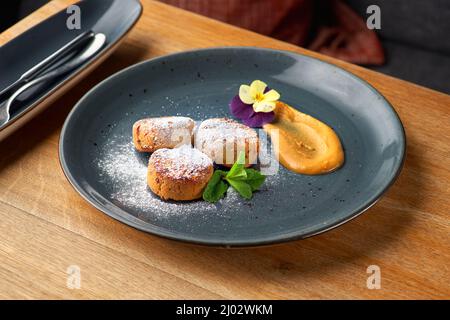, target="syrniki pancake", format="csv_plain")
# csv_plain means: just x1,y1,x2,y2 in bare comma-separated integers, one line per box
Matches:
195,118,259,167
